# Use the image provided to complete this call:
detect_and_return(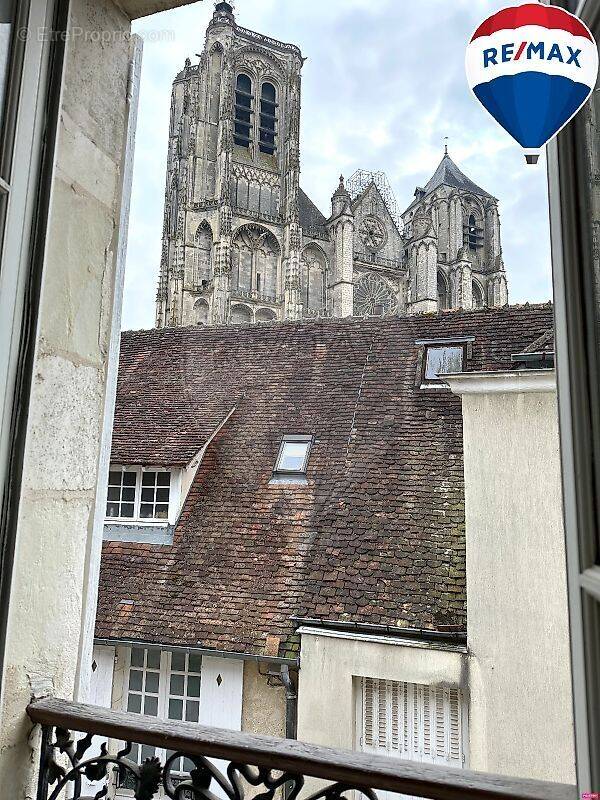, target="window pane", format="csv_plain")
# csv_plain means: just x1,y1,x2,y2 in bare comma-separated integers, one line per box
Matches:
171,652,186,671
121,503,134,518
170,673,184,695
122,487,135,502
108,471,120,485
127,694,142,713
123,471,137,486
139,503,153,518
145,671,159,693
131,648,145,667
278,441,310,472
155,504,169,519
183,757,196,772
186,700,199,722
169,698,183,720
141,487,154,501
144,695,158,716
187,675,201,697
189,654,202,673
141,745,156,761
156,488,169,502
142,471,156,486
157,472,170,486
106,502,120,518
107,487,120,501
424,346,463,381
128,670,143,691
146,650,160,669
